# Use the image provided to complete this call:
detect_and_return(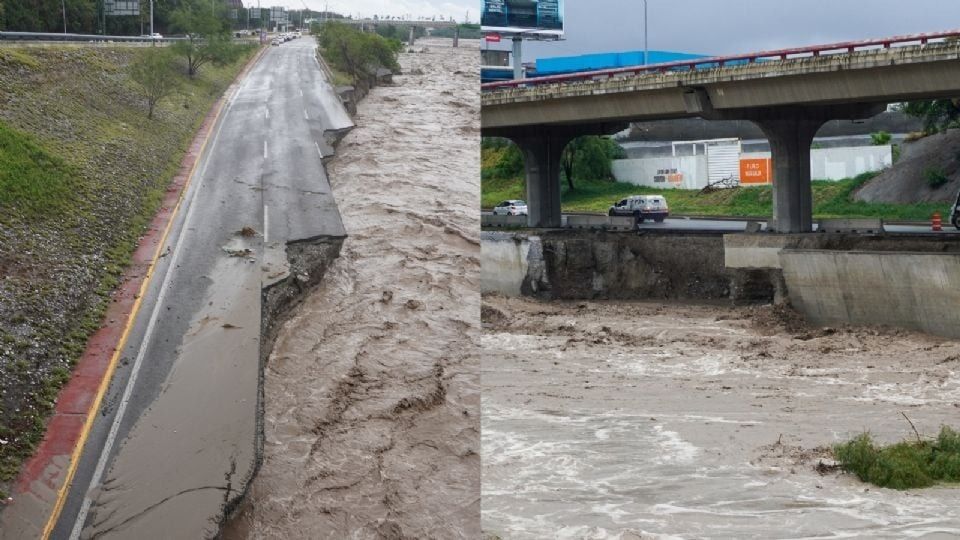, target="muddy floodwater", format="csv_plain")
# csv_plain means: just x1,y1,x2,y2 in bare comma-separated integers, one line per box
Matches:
482,295,960,539
225,39,480,537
